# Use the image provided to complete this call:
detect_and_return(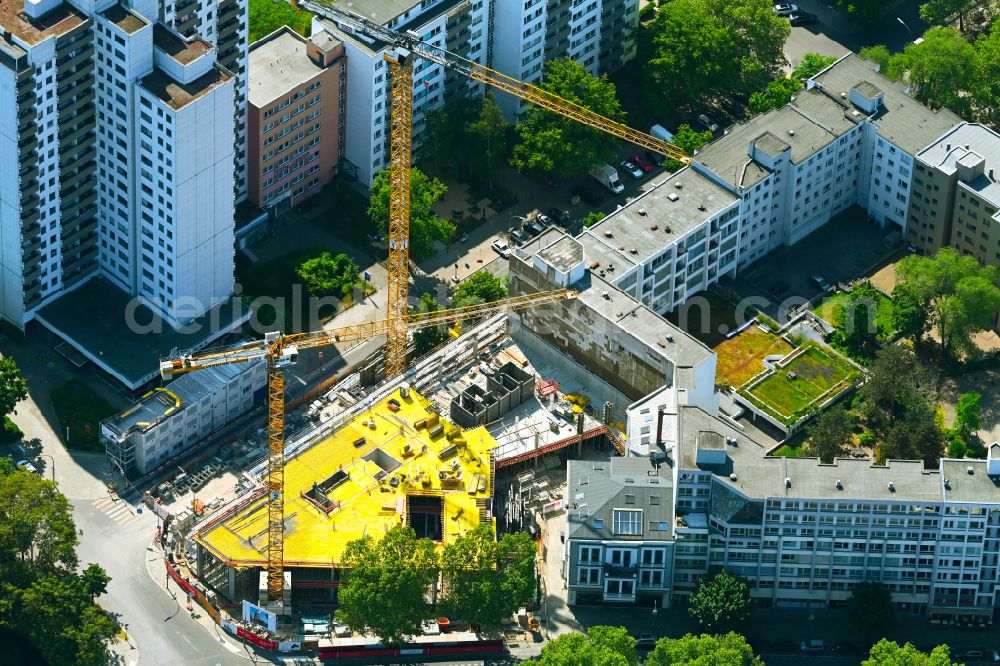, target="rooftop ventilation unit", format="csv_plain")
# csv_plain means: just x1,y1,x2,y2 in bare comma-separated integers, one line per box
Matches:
629,248,638,255
944,478,951,489
784,477,791,488
888,481,895,491
835,480,843,490
726,437,738,446
698,204,707,211
841,91,848,99
604,231,613,238
674,181,683,188
638,208,647,216
601,290,610,299
788,129,795,136
968,465,975,475
668,193,679,202
650,224,658,231
729,473,738,481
